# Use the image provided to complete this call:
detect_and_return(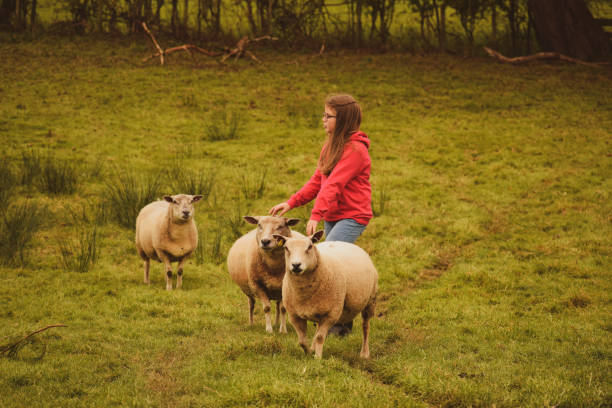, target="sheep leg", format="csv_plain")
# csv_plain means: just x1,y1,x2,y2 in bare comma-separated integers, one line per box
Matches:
278,301,287,334
288,314,309,354
360,301,376,359
311,320,334,359
248,296,255,325
158,253,173,291
175,257,187,289
274,300,280,326
143,258,150,284
253,284,273,333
